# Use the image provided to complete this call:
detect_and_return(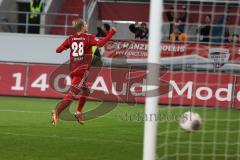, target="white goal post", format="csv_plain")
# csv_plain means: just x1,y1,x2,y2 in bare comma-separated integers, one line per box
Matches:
143,0,240,160
143,0,163,160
